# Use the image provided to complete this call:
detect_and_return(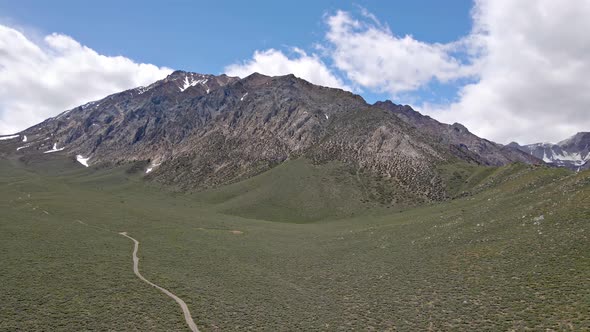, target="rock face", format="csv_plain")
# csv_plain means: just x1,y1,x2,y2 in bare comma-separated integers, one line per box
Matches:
373,100,541,166
19,71,239,164
11,71,543,202
509,132,590,170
